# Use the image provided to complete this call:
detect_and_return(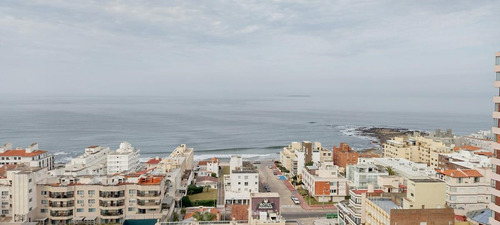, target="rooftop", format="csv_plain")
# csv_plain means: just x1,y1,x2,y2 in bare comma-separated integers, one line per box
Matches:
146,158,162,165
436,169,483,178
0,149,47,157
409,178,443,183
369,198,400,214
